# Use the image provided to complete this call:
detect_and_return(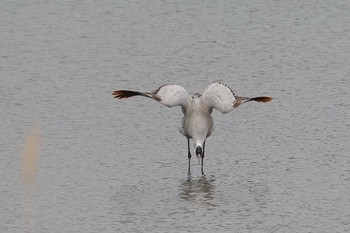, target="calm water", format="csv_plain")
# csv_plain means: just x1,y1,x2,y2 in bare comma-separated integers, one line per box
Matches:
1,0,350,232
